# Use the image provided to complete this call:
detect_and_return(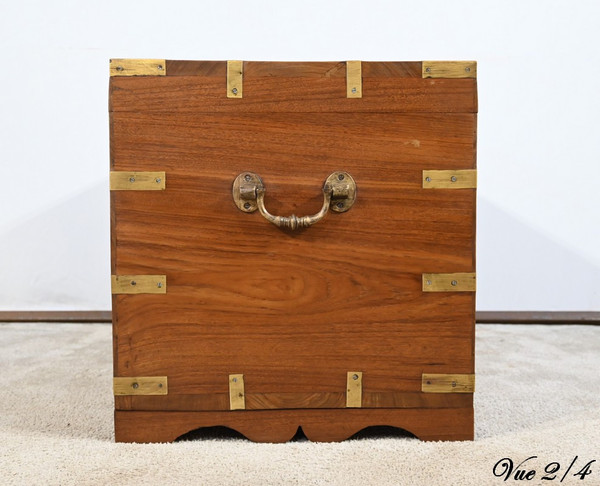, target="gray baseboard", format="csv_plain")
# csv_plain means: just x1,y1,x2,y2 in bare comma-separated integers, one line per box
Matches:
476,311,600,324
1,310,599,324
0,311,112,322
